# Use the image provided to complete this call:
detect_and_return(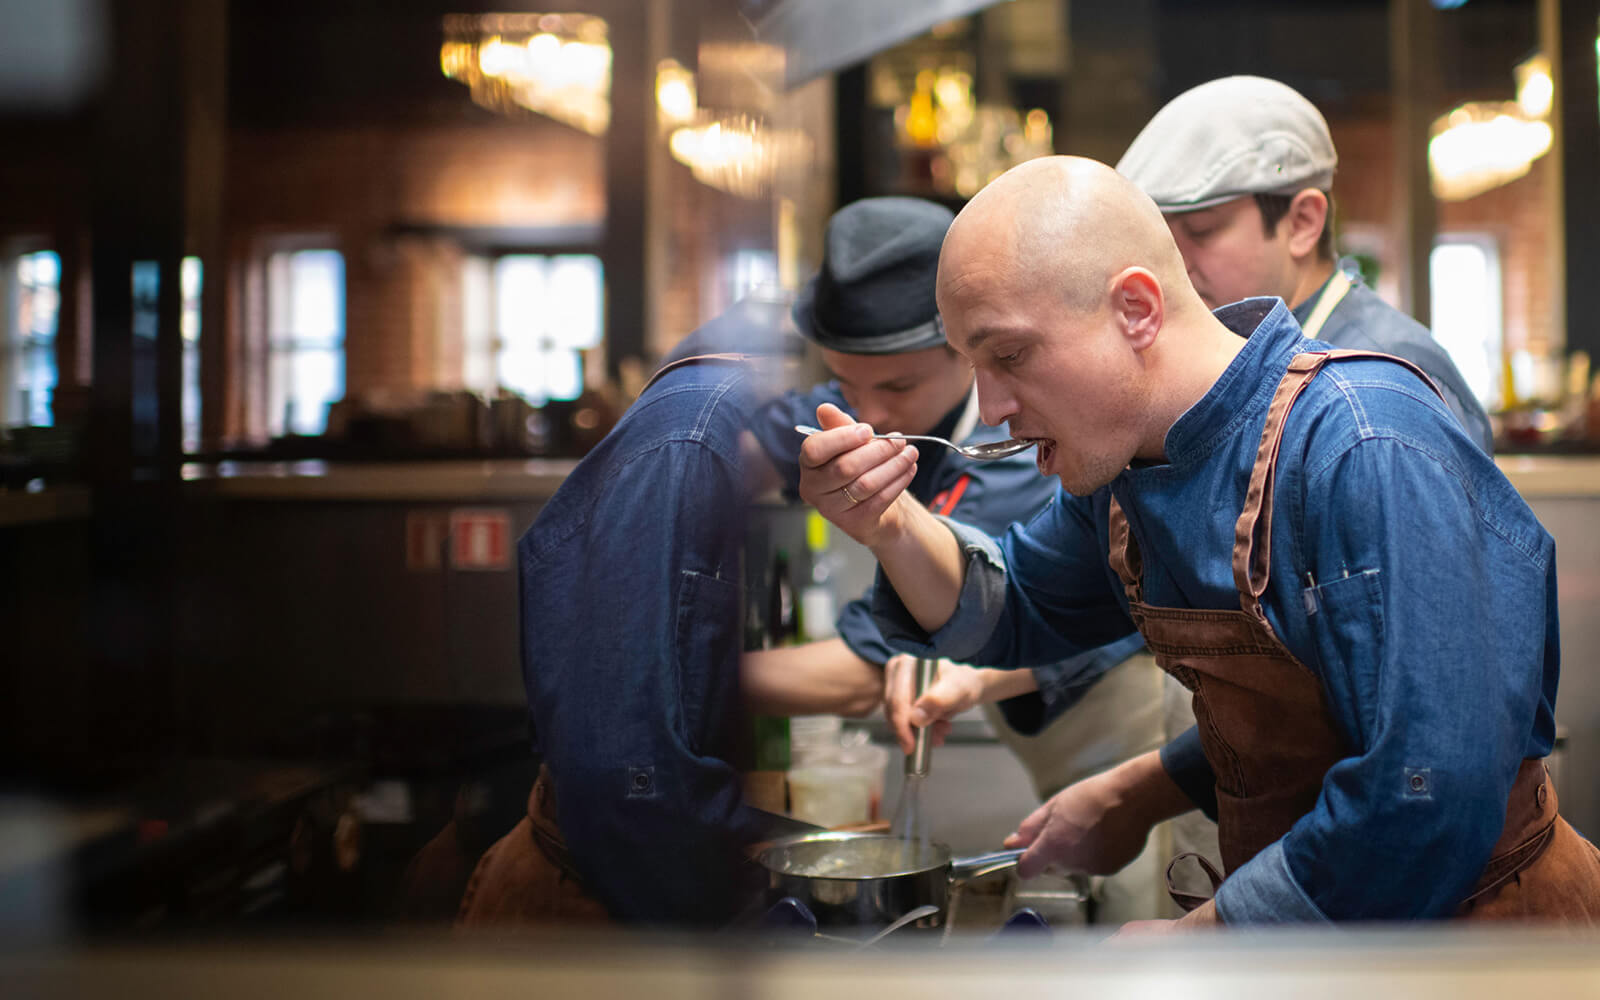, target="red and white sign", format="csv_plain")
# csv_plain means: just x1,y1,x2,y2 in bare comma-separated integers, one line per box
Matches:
449,508,512,571
405,512,448,571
